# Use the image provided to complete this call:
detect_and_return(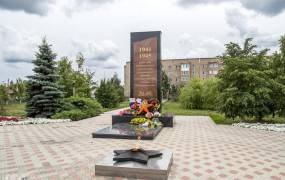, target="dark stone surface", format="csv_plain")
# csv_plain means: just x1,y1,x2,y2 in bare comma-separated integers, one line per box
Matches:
112,114,174,127
113,149,162,164
130,31,162,104
92,123,163,140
